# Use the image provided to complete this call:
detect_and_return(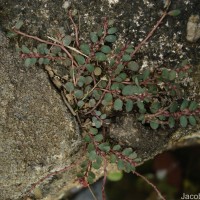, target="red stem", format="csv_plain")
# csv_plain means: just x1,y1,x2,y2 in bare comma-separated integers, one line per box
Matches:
134,171,166,200
12,28,79,68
